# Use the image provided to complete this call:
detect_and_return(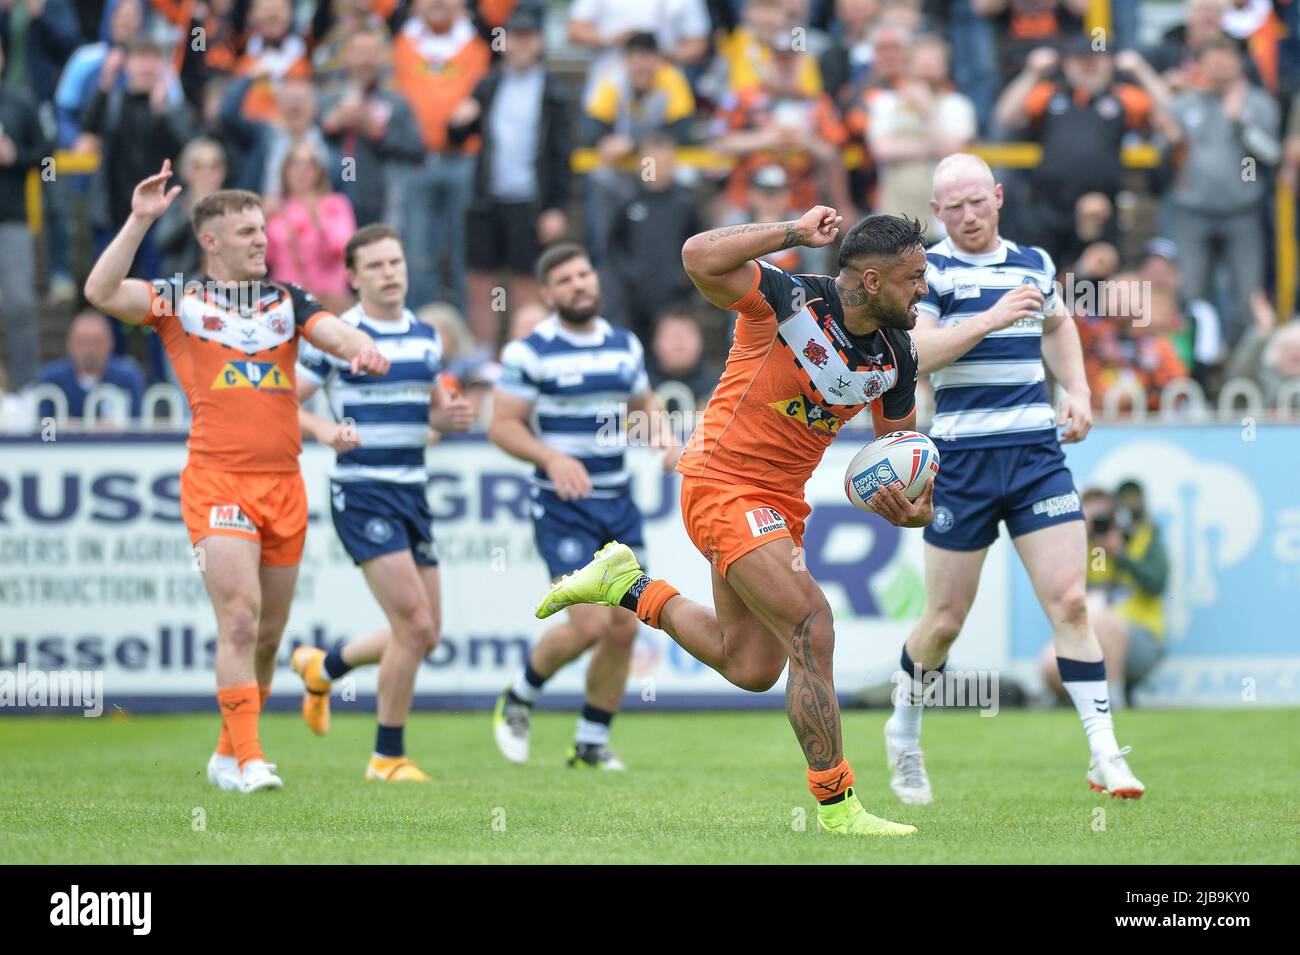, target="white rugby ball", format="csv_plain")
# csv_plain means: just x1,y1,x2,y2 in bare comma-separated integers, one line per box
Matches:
844,431,940,511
